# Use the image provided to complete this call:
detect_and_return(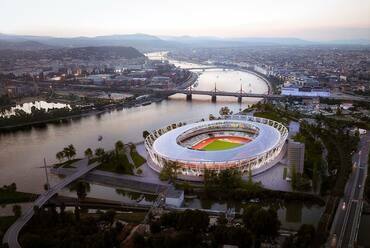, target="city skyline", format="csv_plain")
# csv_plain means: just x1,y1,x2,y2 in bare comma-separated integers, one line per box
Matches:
1,0,369,41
